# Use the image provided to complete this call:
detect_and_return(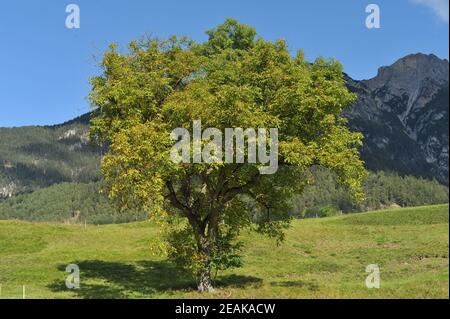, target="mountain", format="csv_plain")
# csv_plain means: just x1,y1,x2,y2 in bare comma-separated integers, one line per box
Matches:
0,113,101,198
0,53,448,201
344,53,449,184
